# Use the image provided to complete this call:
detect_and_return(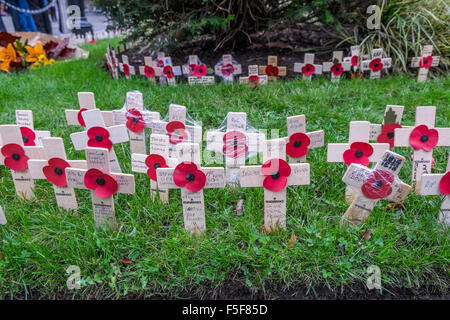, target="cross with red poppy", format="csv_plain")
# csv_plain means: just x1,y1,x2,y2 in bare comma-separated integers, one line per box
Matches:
419,152,450,226
131,133,178,203
0,206,5,225
361,48,392,79
65,147,135,229
206,112,265,184
106,45,119,79
138,56,162,83
158,56,182,86
284,115,325,163
322,51,352,82
238,65,268,87
65,92,114,128
182,55,215,85
14,110,50,146
368,105,405,149
342,150,412,226
393,106,450,190
294,53,323,81
214,54,242,83
156,142,225,234
0,125,46,200
112,91,161,154
240,138,310,232
343,45,370,73
120,55,135,79
411,45,440,83
28,137,87,211
258,56,287,82
70,109,130,173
